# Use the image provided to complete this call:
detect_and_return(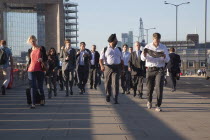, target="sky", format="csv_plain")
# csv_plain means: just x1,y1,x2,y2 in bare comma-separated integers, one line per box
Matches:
71,0,210,51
